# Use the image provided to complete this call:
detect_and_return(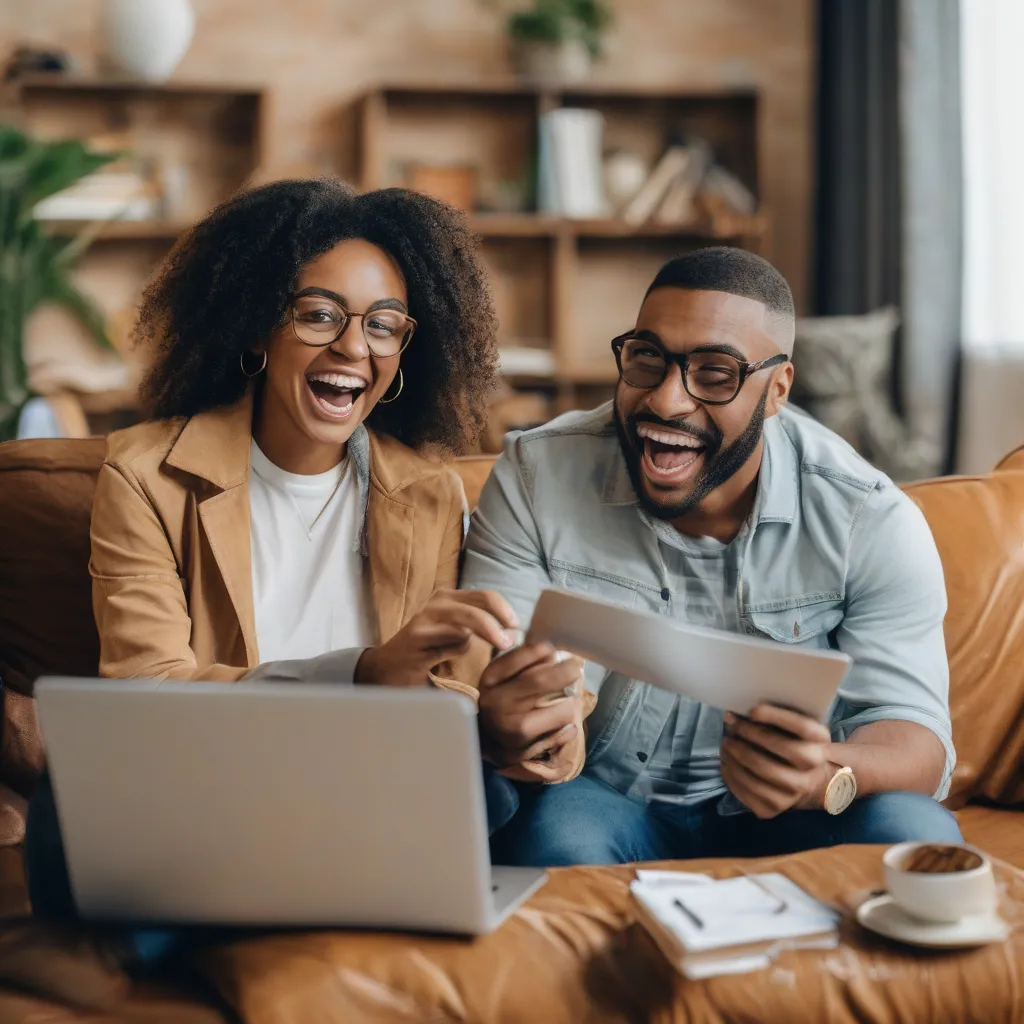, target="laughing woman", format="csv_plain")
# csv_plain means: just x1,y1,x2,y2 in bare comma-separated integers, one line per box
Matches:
85,178,518,688
26,179,521,927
